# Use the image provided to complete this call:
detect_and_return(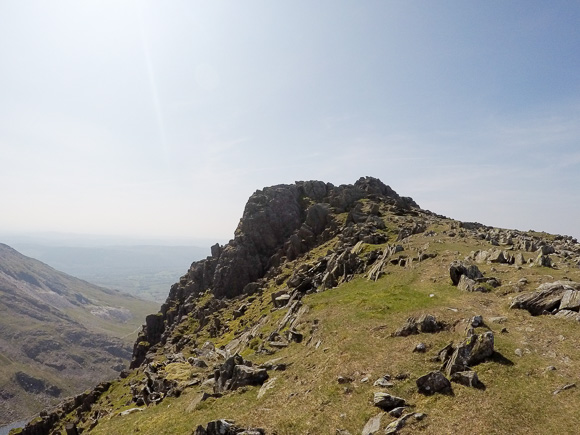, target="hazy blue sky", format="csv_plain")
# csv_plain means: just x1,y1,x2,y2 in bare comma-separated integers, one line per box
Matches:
1,1,580,242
